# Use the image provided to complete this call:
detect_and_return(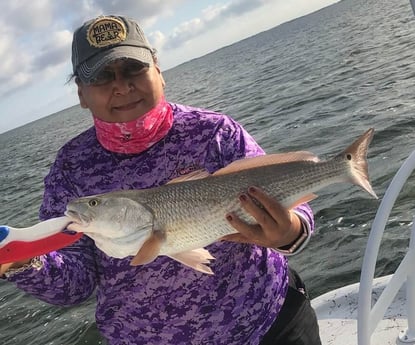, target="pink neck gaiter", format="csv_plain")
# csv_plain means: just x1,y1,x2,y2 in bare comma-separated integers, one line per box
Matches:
93,99,173,154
